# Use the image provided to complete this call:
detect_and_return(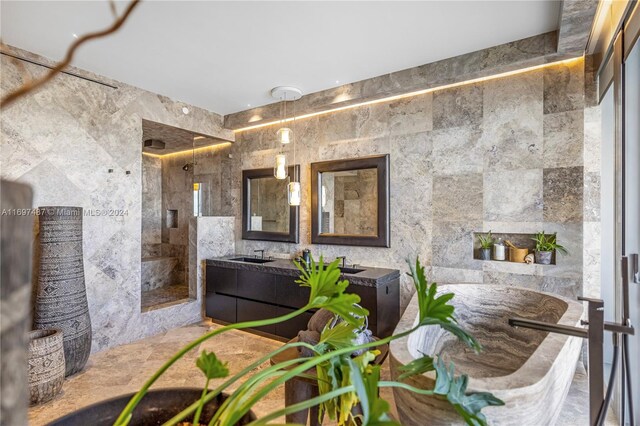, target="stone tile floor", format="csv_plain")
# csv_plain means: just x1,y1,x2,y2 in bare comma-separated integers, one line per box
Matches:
29,320,611,425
